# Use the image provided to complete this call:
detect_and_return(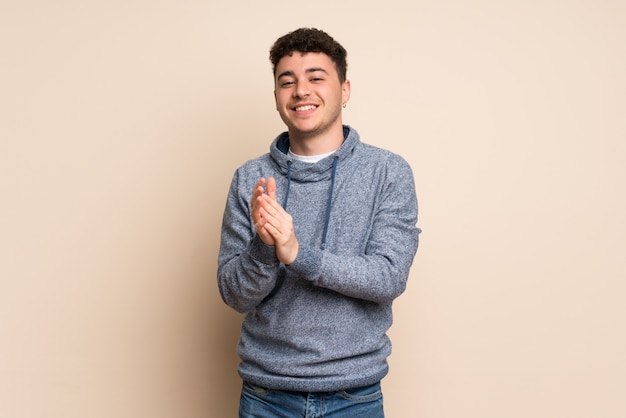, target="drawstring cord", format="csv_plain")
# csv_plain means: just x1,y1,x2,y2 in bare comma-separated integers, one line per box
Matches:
283,160,292,209
321,156,339,250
